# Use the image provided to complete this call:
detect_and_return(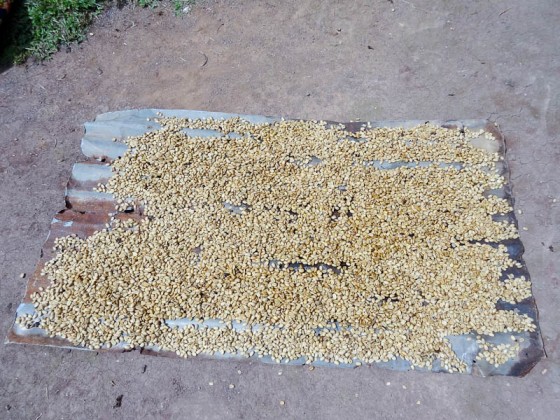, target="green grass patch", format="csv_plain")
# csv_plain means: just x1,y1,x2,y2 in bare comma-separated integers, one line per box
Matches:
0,0,192,66
0,0,103,65
27,0,104,60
